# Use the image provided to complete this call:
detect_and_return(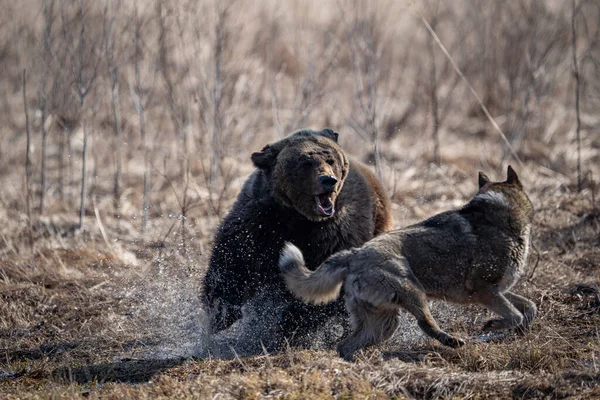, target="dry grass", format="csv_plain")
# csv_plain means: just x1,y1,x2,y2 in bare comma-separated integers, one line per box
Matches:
1,0,600,398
